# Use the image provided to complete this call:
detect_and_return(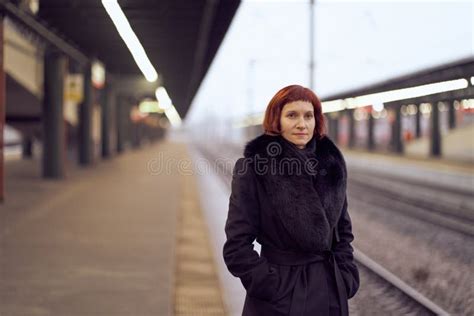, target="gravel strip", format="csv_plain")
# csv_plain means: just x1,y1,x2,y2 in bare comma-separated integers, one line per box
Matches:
348,193,474,315
349,264,434,316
